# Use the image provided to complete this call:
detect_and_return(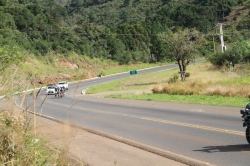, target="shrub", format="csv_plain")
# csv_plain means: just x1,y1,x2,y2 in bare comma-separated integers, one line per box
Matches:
0,110,52,165
208,52,226,67
35,41,49,55
152,86,162,93
185,72,190,77
168,74,178,84
118,51,132,65
162,86,171,93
